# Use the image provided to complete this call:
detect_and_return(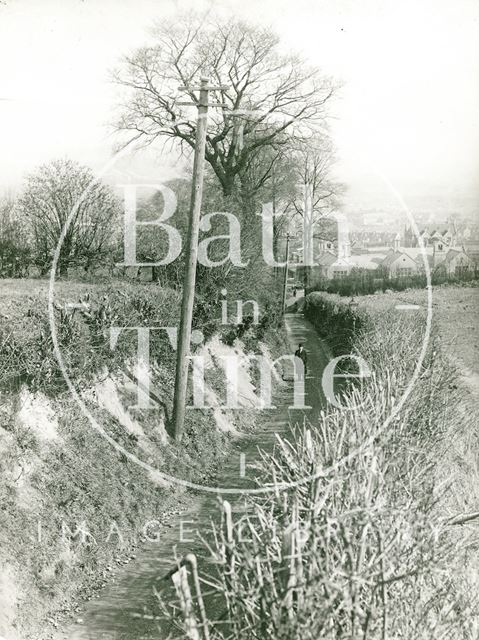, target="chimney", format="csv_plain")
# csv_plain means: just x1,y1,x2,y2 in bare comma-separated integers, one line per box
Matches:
394,233,401,251
336,212,351,260
338,238,351,259
433,238,446,268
